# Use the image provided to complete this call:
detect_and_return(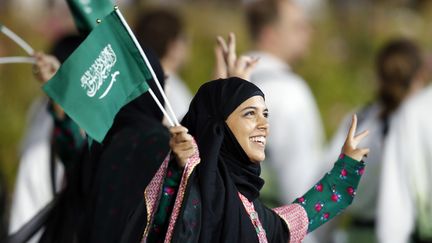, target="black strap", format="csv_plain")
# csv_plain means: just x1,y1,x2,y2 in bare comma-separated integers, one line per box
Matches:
5,197,59,243
49,139,57,196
